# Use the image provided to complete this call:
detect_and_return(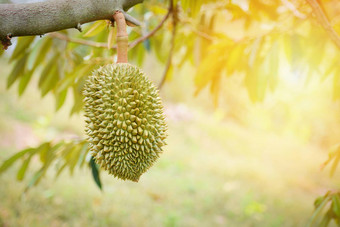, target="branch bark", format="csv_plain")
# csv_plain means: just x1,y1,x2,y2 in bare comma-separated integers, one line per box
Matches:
0,0,143,40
